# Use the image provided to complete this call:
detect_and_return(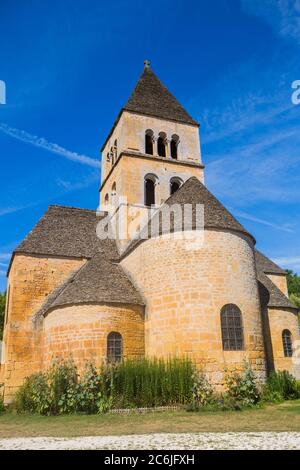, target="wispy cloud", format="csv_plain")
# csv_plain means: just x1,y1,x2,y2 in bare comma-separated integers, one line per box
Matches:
272,256,300,272
232,208,295,233
203,94,293,145
0,123,100,168
241,0,300,44
0,203,38,217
